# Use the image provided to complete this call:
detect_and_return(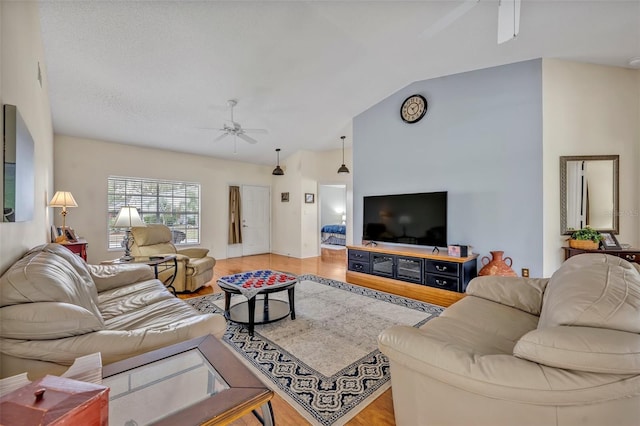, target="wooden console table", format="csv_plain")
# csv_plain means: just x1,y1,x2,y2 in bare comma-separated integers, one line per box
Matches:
346,244,478,307
563,247,639,264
